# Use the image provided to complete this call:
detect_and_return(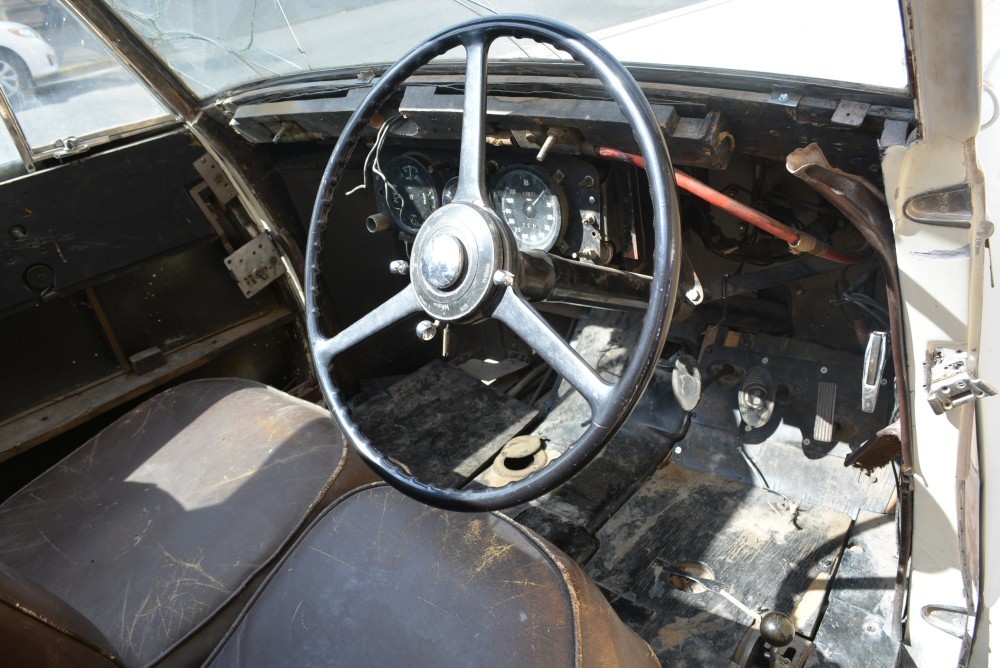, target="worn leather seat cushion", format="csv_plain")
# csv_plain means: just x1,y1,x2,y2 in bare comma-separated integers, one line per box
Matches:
0,562,120,667
208,484,659,667
0,378,375,666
